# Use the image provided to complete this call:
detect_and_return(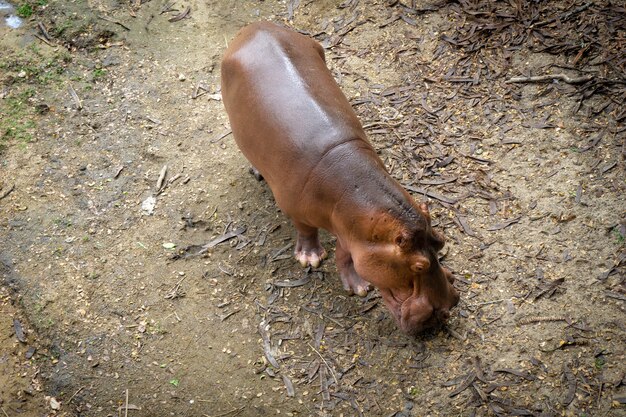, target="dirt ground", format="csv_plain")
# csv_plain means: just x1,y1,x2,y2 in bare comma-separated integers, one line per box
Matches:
1,0,625,416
